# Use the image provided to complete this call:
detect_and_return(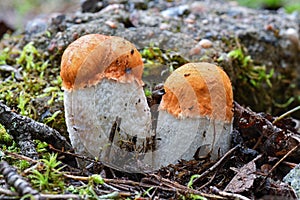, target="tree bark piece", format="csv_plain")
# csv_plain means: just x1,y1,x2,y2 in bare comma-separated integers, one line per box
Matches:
0,102,72,152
